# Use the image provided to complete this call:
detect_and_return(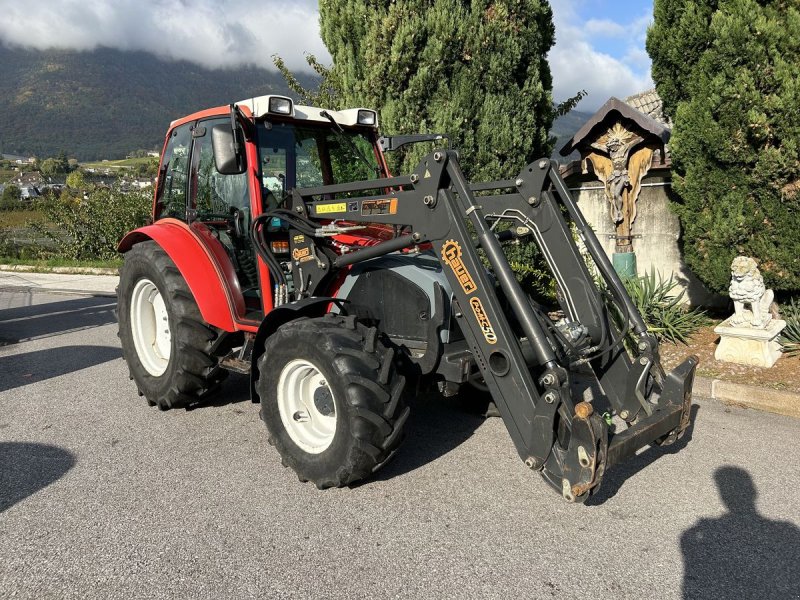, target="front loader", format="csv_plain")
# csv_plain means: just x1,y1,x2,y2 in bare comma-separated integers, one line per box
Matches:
117,95,697,502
